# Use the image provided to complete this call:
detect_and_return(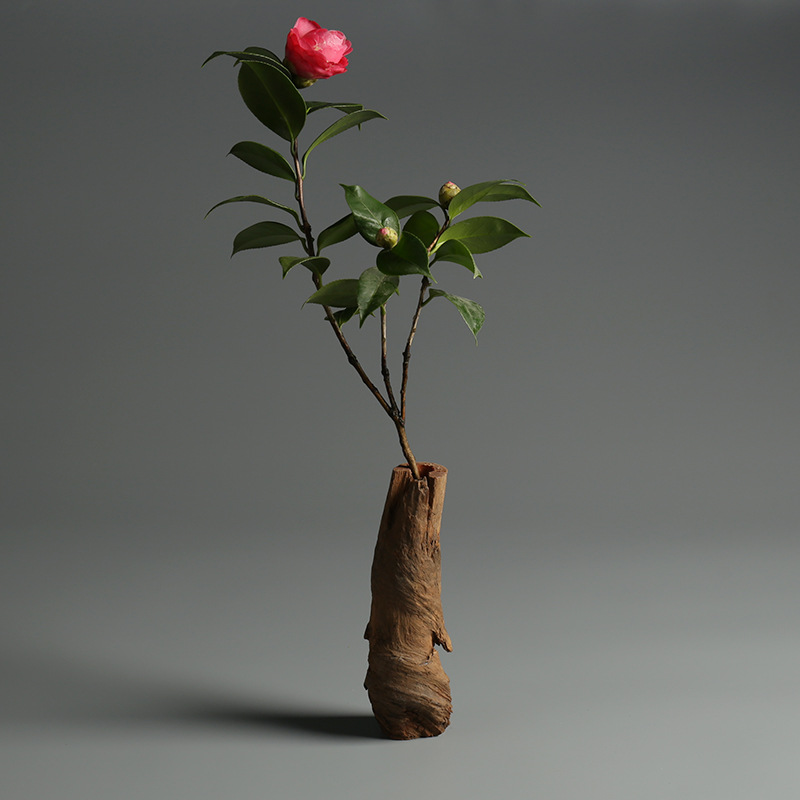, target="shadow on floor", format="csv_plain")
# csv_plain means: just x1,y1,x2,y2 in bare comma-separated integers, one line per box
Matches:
174,704,383,739
0,647,384,741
